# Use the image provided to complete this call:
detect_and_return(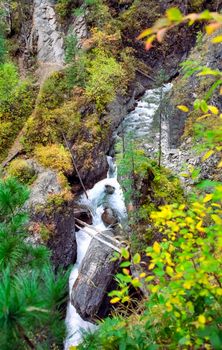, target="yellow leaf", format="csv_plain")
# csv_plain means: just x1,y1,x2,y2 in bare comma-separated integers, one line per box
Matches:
198,315,206,324
122,268,130,275
211,214,222,225
145,34,156,50
218,161,222,168
137,28,153,40
208,105,219,114
166,301,173,312
139,272,146,278
110,297,120,304
197,113,211,121
150,285,159,293
202,149,214,161
203,194,213,203
183,281,192,289
69,347,77,350
216,288,222,296
220,86,222,95
177,105,189,112
153,241,161,254
196,220,205,232
212,35,222,43
149,263,155,270
166,266,174,276
205,22,221,35
122,296,130,303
